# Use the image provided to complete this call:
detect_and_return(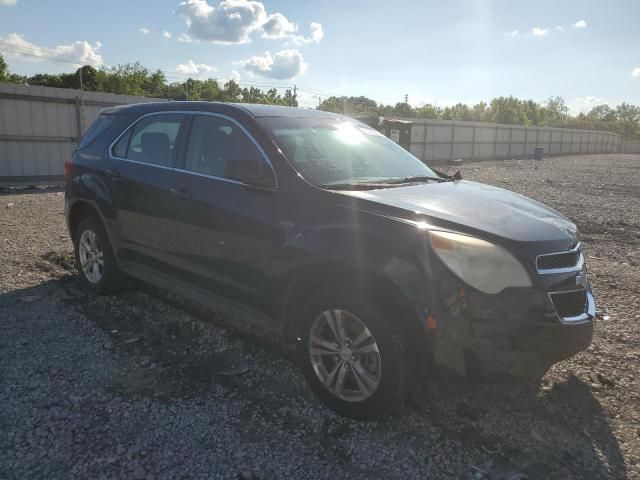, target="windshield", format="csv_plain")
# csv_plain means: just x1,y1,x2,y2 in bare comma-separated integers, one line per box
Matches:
257,117,437,187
